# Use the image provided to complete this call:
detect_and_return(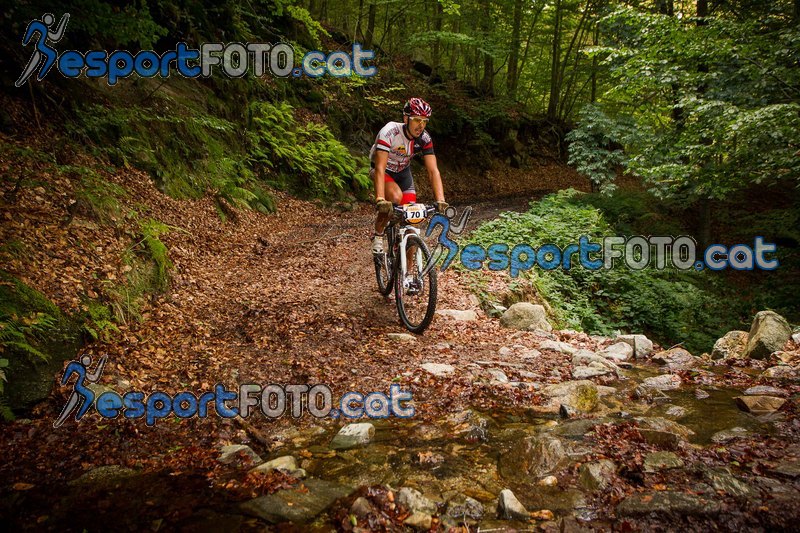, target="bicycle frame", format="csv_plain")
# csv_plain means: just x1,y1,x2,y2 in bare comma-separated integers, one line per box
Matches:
397,225,424,282
375,203,439,333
